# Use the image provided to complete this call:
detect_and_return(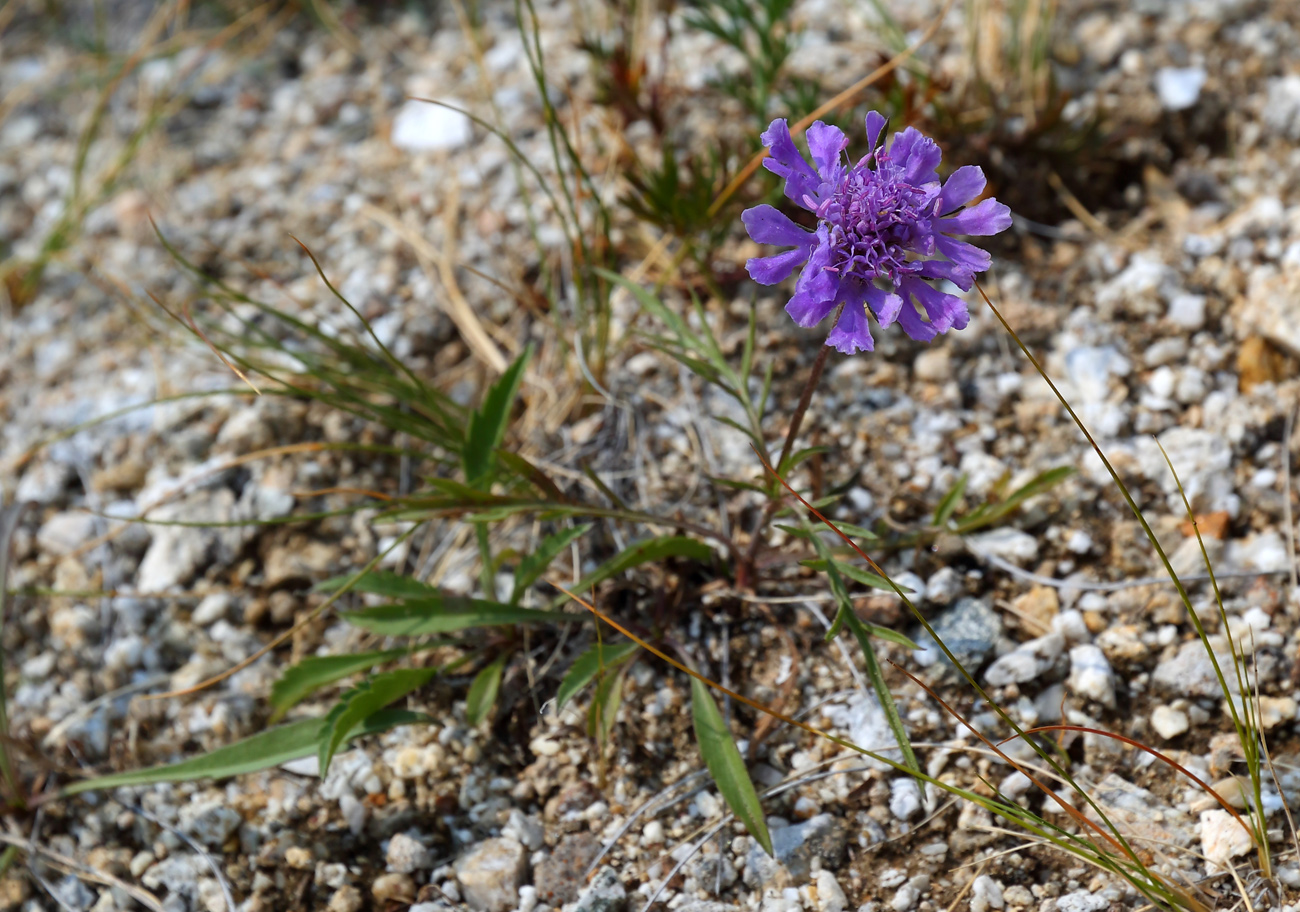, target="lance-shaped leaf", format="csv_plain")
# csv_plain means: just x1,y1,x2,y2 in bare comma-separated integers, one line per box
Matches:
691,677,773,856
316,570,440,600
466,654,507,725
556,641,640,710
342,596,572,636
319,667,437,773
463,346,532,485
554,536,713,607
271,647,446,719
62,709,426,796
